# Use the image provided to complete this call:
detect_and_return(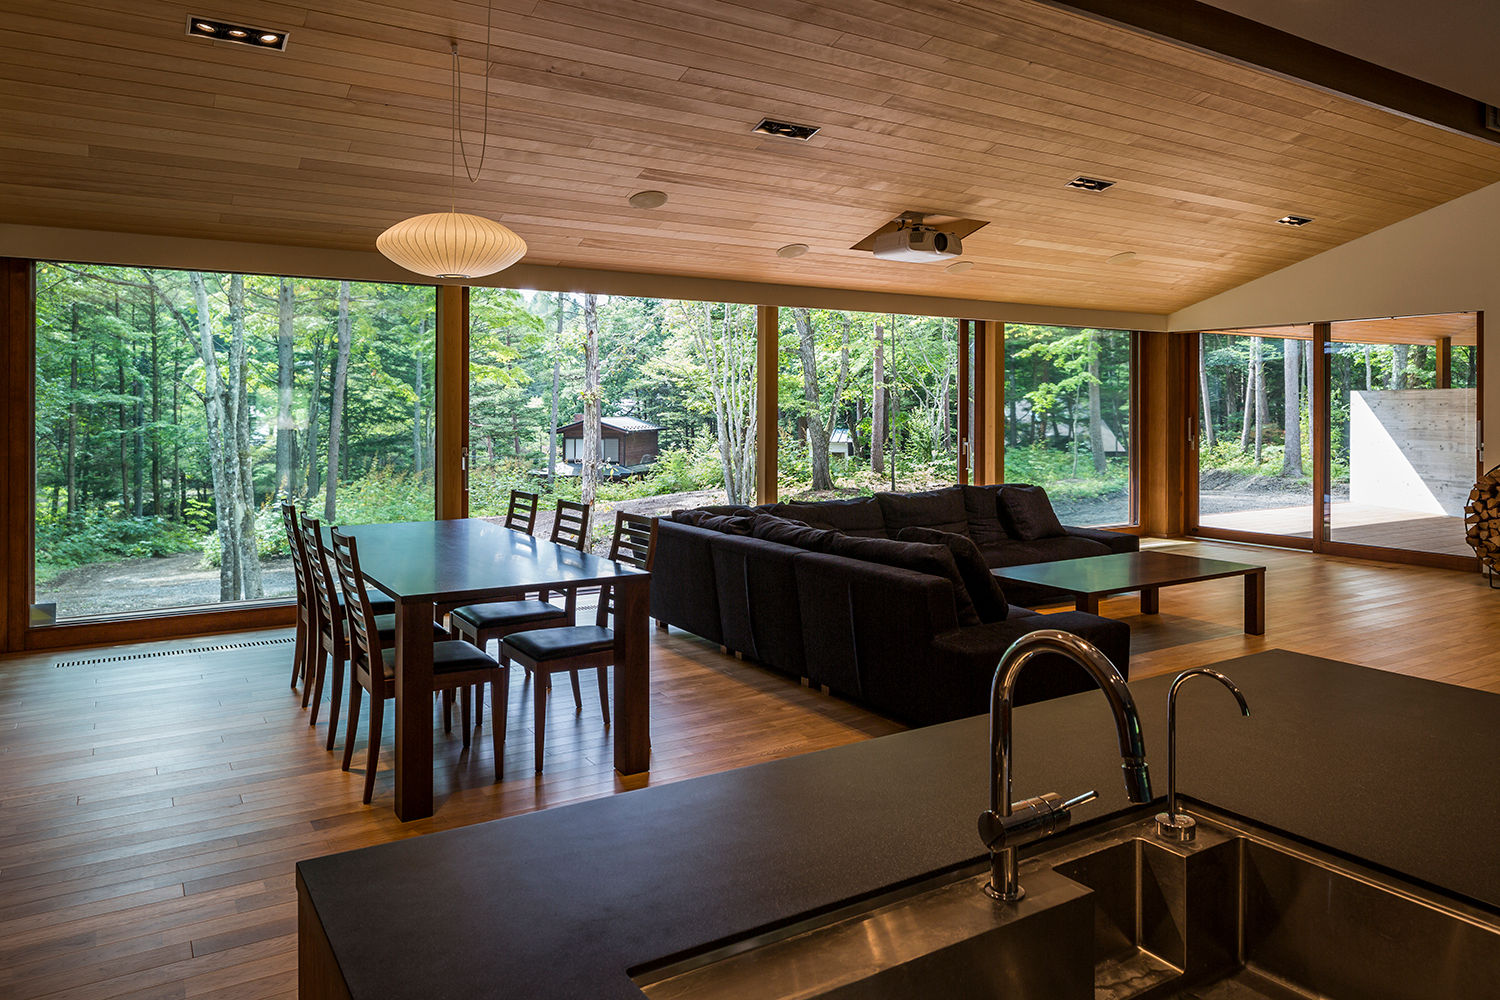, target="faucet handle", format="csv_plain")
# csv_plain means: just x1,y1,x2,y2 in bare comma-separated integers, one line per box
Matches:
978,789,1098,852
